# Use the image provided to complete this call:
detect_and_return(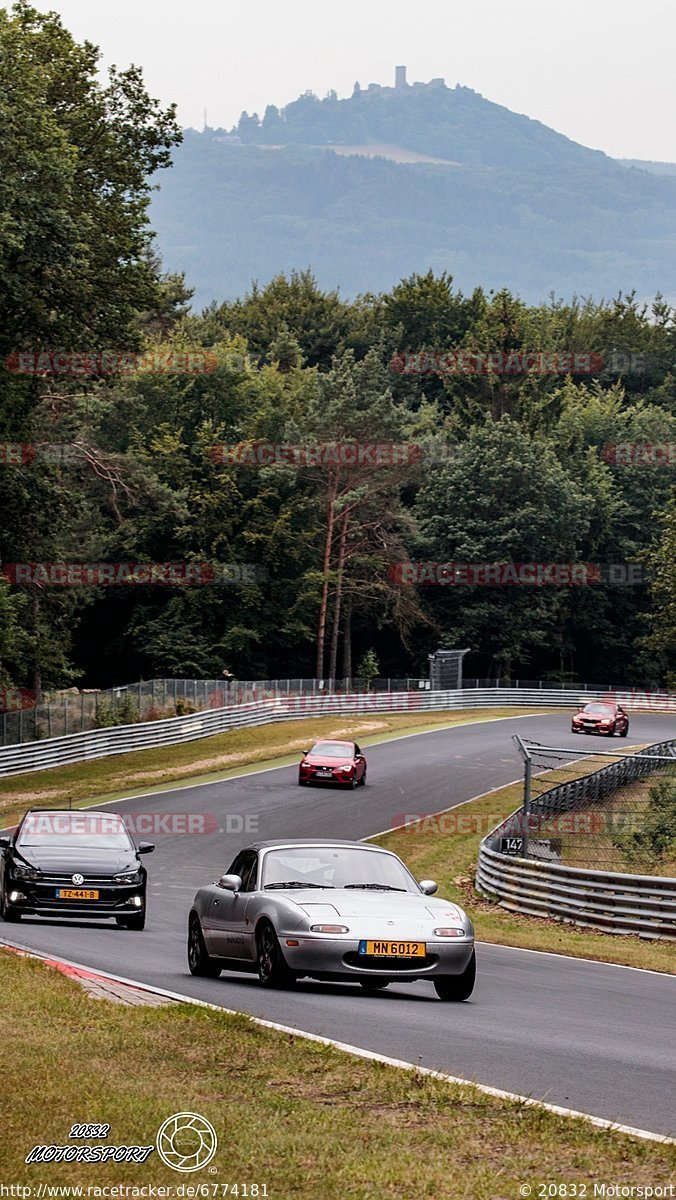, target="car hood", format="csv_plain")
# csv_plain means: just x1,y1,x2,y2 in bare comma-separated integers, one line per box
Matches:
303,755,353,767
294,890,465,921
13,847,139,875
